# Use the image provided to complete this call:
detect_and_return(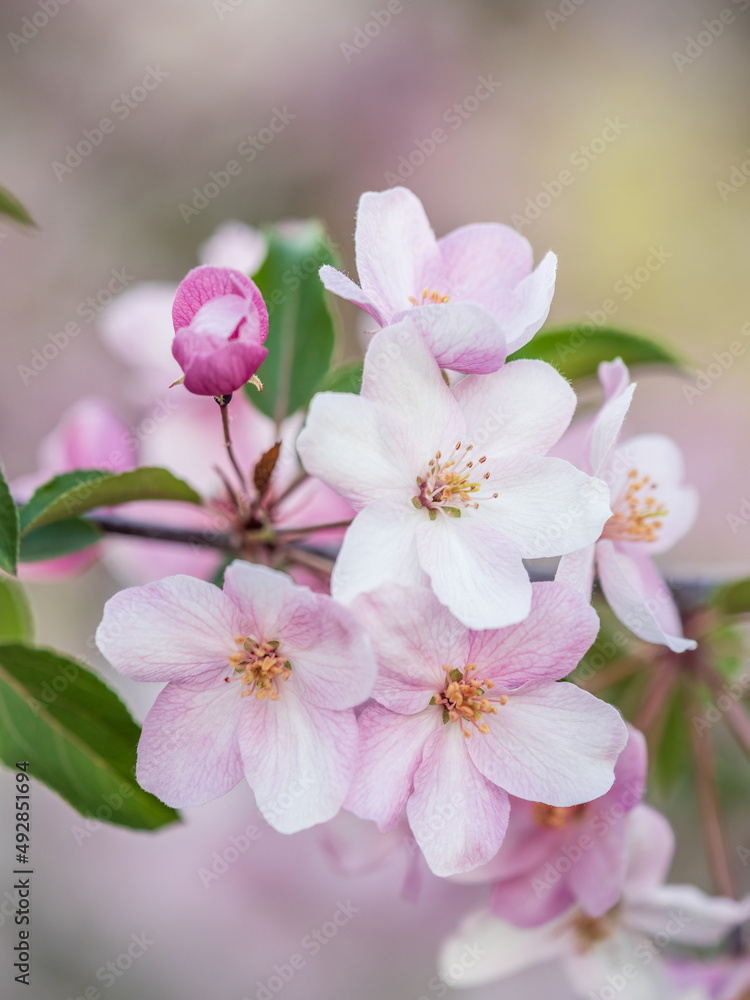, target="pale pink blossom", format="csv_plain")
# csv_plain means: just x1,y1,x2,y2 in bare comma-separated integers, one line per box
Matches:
172,265,268,396
319,186,557,373
95,562,376,831
298,324,611,630
345,582,627,877
440,805,750,998
555,358,699,652
669,955,750,1000
455,725,646,927
198,221,267,274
